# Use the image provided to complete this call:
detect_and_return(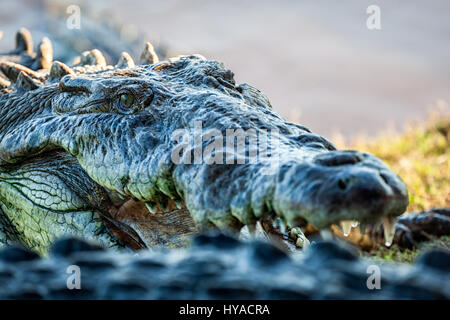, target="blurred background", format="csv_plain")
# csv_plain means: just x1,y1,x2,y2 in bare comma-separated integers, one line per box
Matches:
0,0,449,138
